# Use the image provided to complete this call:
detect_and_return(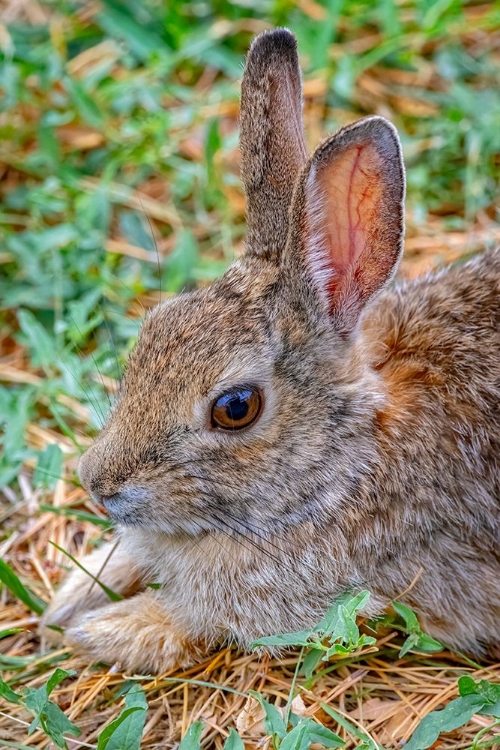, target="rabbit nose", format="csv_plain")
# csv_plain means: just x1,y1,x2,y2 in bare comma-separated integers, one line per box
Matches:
91,490,122,513
92,490,120,505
